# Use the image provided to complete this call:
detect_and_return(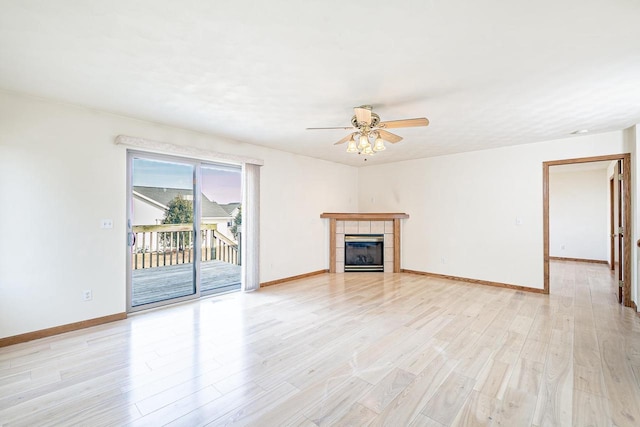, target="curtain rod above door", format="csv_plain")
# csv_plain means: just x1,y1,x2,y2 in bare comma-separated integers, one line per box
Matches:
115,135,264,167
